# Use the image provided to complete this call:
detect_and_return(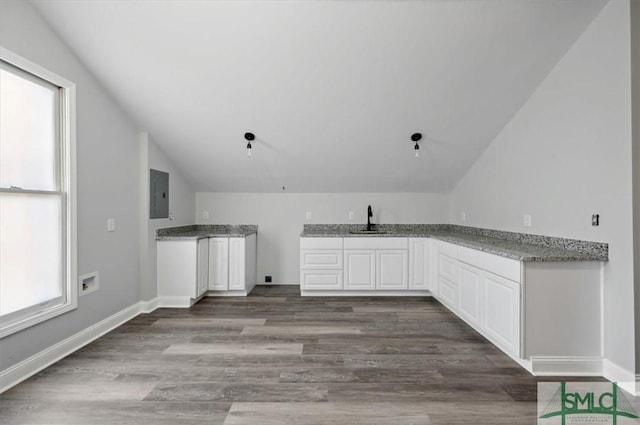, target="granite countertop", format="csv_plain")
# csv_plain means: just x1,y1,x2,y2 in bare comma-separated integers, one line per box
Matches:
156,225,257,240
300,224,608,262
